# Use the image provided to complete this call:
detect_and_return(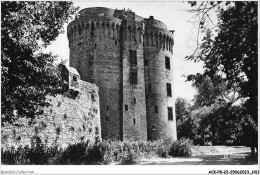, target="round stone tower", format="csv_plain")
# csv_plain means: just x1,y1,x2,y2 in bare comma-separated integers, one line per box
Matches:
67,7,147,141
143,16,177,140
